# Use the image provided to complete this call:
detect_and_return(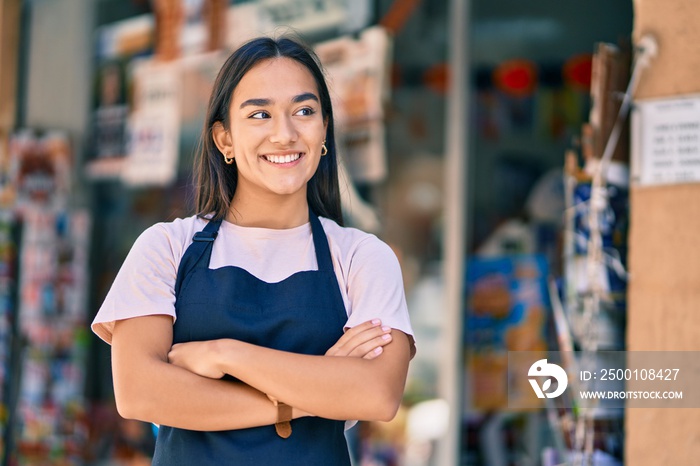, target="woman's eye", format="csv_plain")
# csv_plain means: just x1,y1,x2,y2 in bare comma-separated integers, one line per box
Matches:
295,107,315,116
250,111,270,119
